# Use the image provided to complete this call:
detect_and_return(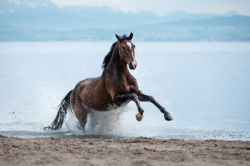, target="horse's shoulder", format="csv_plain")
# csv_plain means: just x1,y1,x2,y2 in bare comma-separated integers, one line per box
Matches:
104,69,125,82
